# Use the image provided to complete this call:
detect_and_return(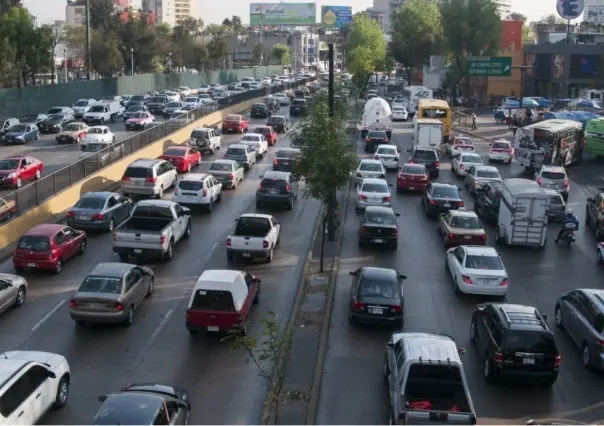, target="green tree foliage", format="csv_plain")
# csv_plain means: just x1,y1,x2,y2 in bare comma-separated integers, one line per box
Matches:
0,37,17,87
390,0,443,85
90,0,119,31
222,15,244,35
207,36,229,68
271,44,291,65
0,0,21,15
90,32,124,77
344,12,386,89
252,43,263,65
540,14,566,25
